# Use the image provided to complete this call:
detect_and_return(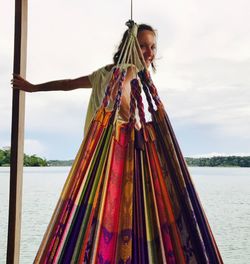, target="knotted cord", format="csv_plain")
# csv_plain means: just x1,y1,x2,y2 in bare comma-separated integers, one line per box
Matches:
116,21,147,72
